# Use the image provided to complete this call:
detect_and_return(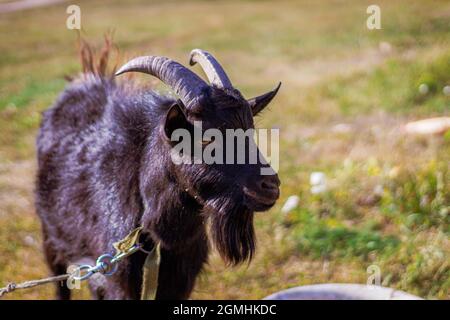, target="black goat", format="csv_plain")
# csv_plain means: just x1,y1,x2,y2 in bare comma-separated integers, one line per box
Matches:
36,46,280,300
